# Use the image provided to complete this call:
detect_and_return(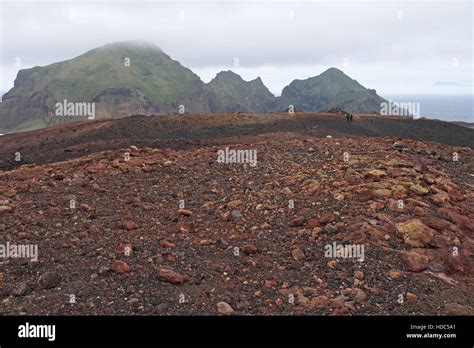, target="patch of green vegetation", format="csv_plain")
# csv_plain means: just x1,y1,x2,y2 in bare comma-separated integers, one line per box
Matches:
17,42,204,104
206,71,275,111
280,67,386,112
9,118,48,133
